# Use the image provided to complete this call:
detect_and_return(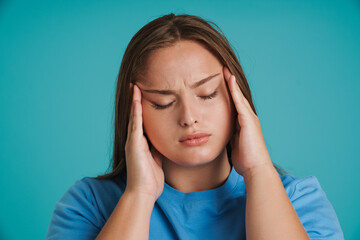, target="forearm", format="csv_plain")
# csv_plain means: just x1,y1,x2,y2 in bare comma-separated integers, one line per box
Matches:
96,191,155,240
243,162,310,240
